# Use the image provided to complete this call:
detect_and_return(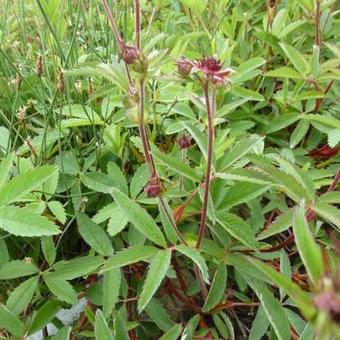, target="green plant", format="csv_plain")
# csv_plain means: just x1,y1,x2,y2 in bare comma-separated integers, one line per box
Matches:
0,0,339,339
